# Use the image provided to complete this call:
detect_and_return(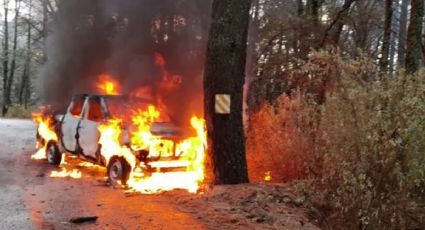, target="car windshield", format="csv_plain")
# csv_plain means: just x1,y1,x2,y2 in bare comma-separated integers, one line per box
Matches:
104,96,171,123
